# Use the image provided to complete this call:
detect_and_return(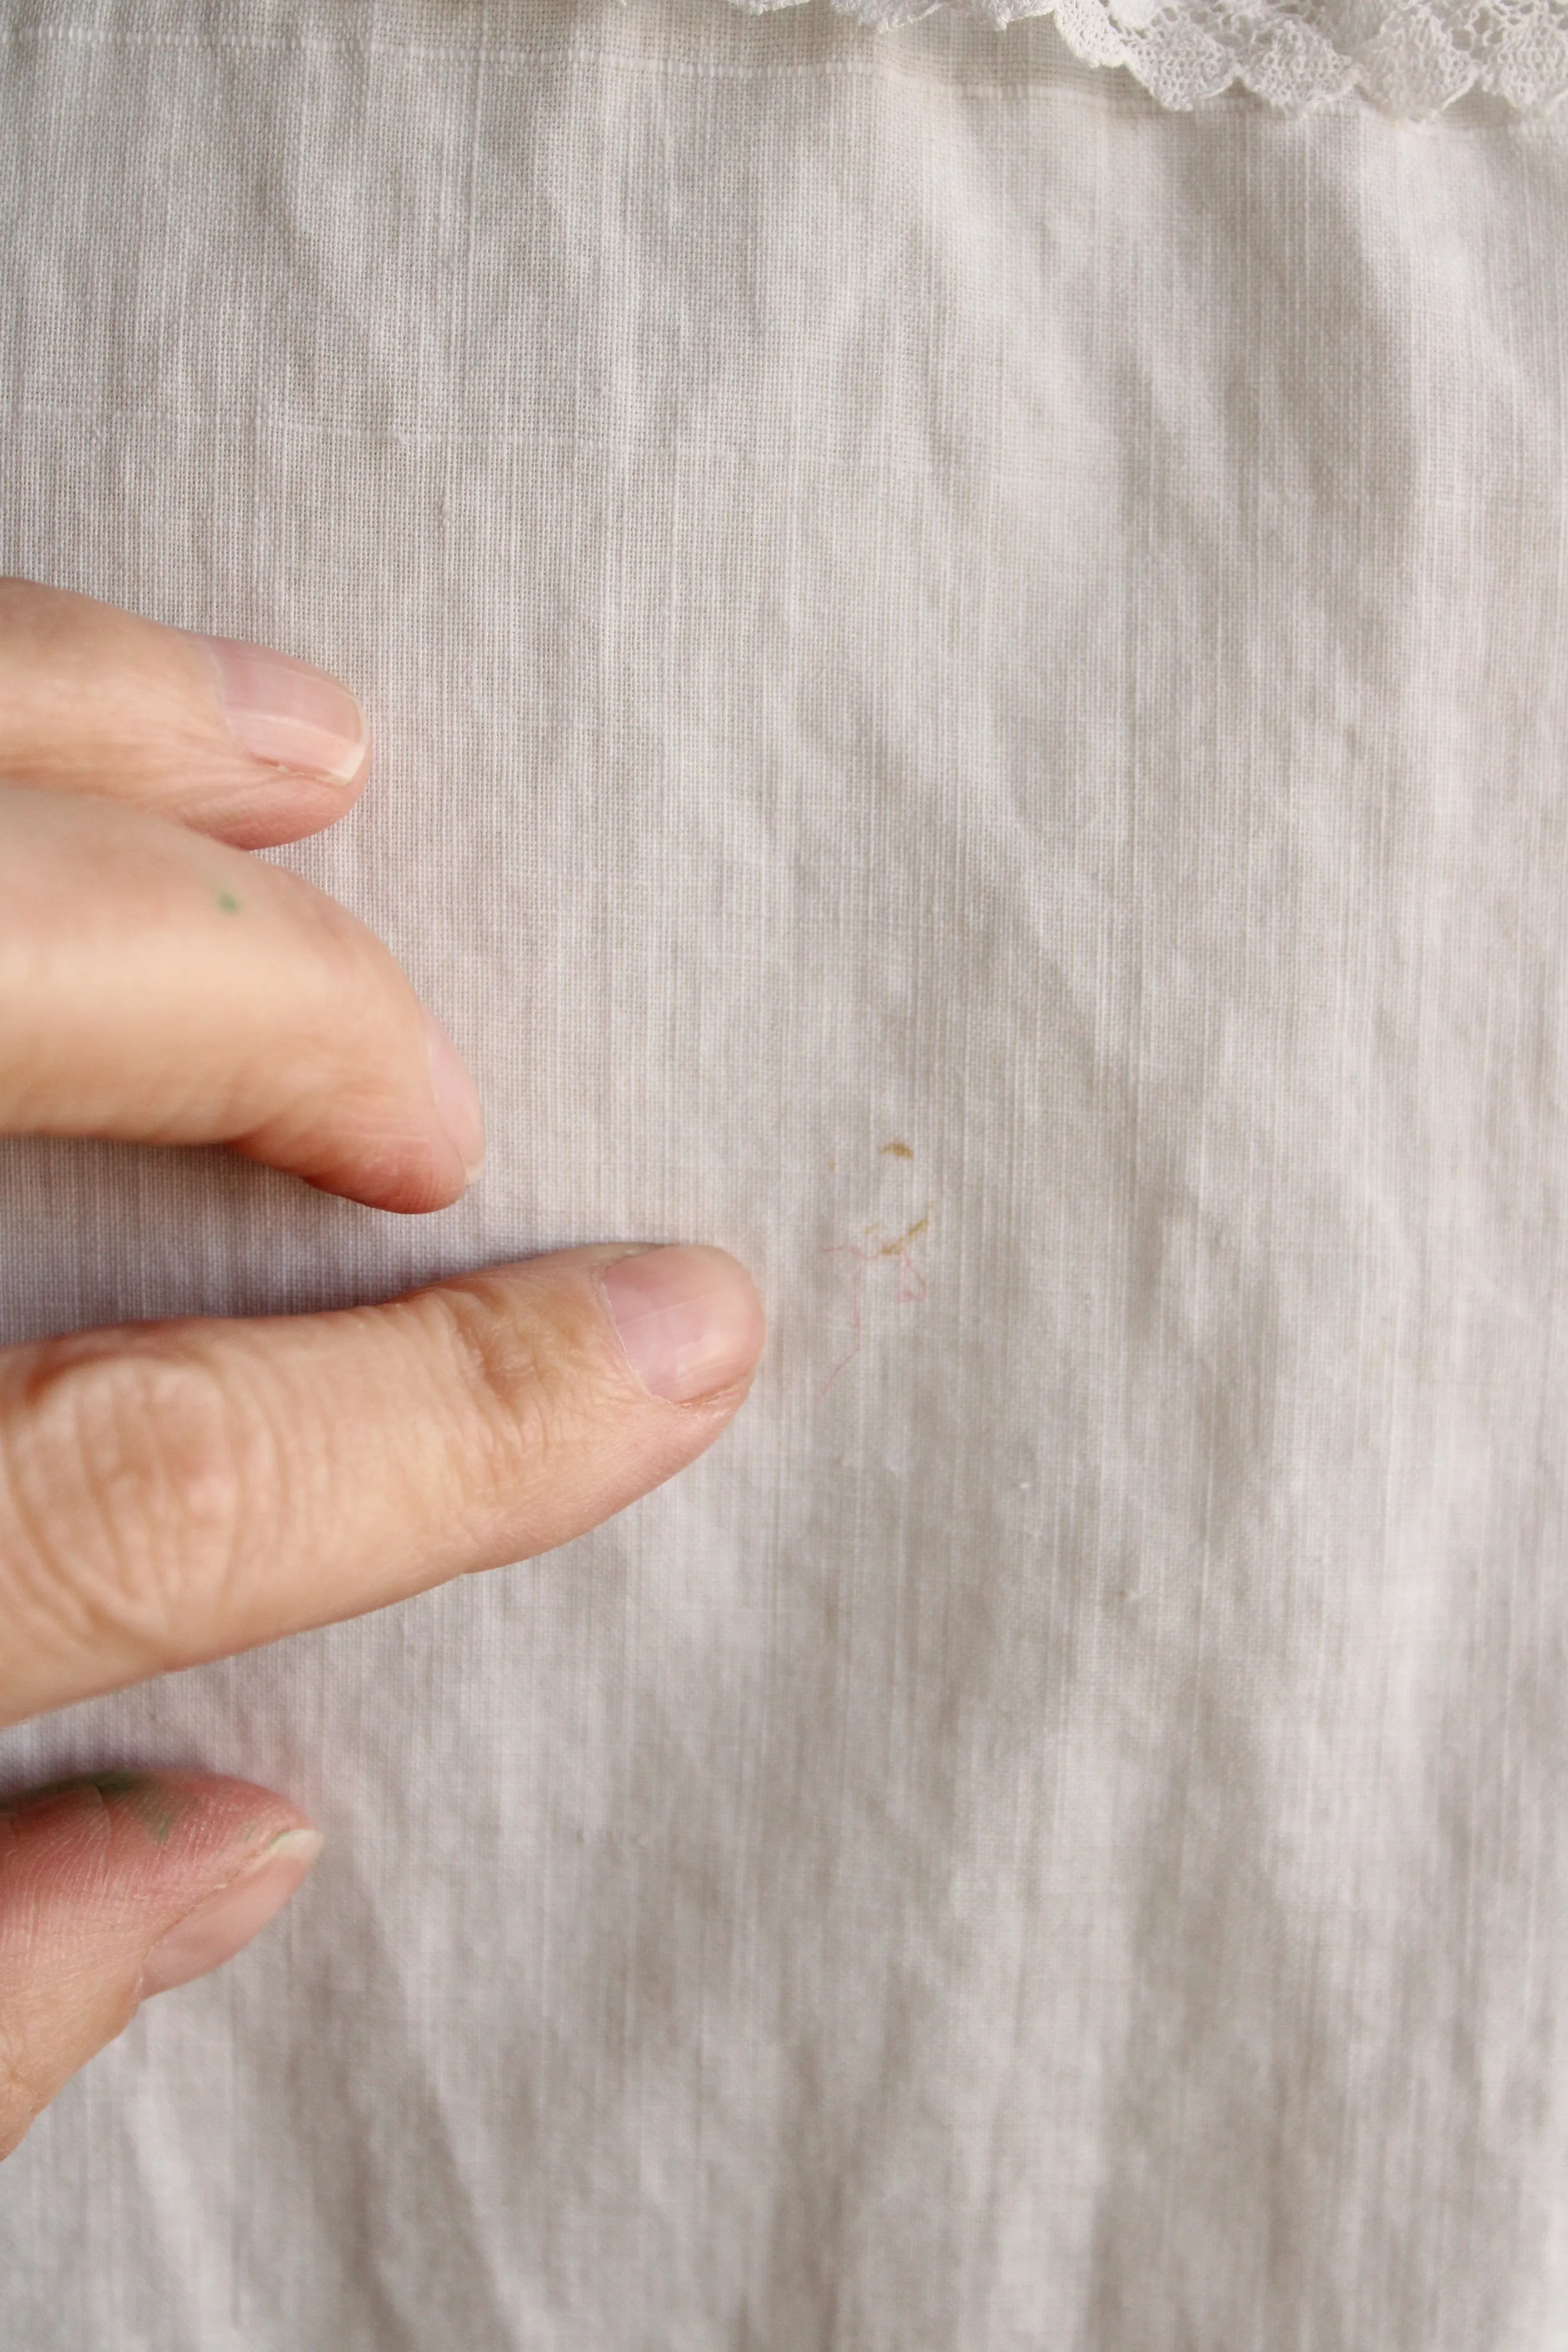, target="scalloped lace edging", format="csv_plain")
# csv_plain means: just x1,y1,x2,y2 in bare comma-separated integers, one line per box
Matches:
740,0,1568,115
